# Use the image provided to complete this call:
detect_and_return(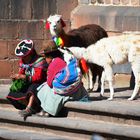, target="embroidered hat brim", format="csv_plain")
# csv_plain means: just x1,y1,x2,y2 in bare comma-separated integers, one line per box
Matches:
15,40,34,57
